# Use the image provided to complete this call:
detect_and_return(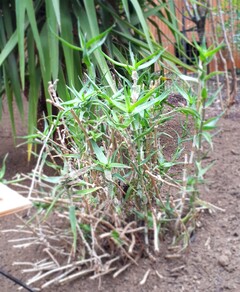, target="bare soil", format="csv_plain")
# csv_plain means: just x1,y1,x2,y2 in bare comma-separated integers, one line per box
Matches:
1,97,240,291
